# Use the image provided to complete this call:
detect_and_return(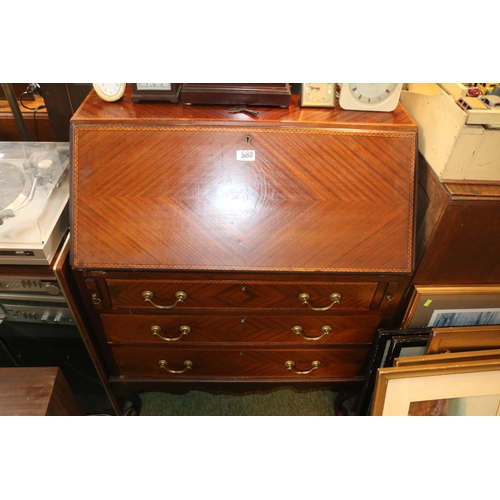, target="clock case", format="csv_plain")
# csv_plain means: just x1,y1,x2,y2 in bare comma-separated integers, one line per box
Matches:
132,84,181,103
180,83,291,108
339,84,403,112
300,83,336,108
